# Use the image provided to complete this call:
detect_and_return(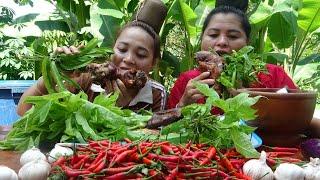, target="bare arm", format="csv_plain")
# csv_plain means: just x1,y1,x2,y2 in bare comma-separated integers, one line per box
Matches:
17,77,47,116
